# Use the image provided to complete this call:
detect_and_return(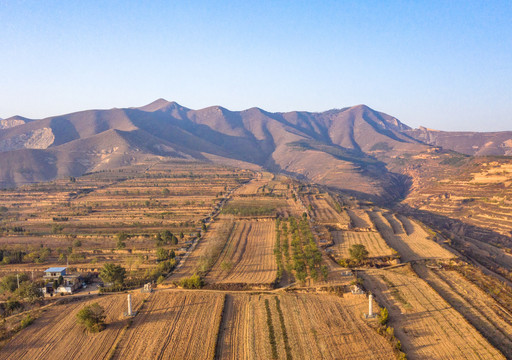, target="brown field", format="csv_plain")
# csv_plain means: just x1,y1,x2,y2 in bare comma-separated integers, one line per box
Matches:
0,293,147,360
368,210,454,261
414,263,512,358
113,291,224,359
0,161,251,278
168,218,235,282
304,194,344,225
331,230,395,258
206,219,277,286
346,208,372,229
361,266,505,359
217,292,396,360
